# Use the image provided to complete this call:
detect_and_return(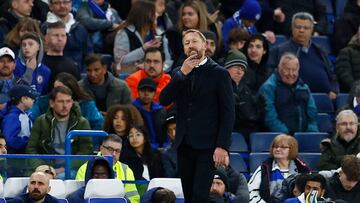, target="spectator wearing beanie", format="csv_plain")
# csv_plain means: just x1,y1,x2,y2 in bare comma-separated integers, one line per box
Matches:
203,31,219,60
209,167,233,203
224,49,261,141
222,0,271,51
